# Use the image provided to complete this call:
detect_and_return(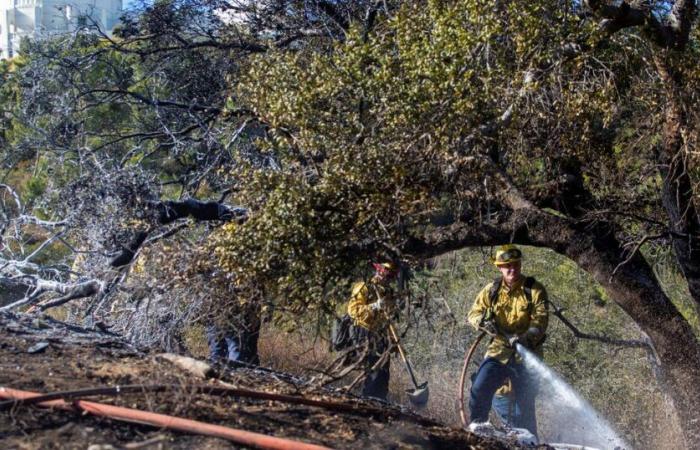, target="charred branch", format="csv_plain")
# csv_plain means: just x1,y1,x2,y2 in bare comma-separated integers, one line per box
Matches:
317,1,350,31
109,231,149,268
549,299,651,350
81,89,225,115
109,199,247,268
0,381,439,426
156,199,247,225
